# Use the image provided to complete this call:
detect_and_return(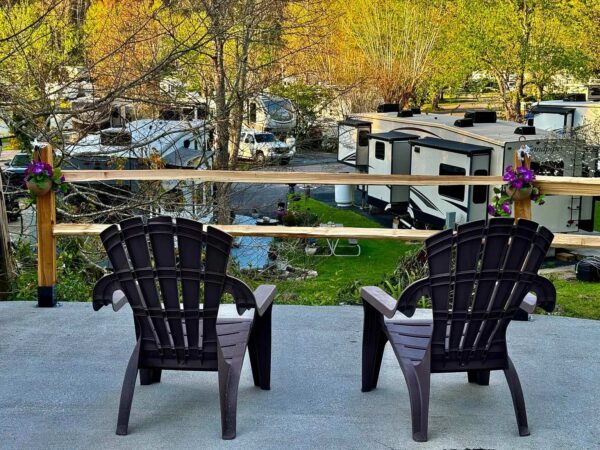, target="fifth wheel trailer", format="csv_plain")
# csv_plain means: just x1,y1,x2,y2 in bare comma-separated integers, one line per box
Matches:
350,109,595,232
